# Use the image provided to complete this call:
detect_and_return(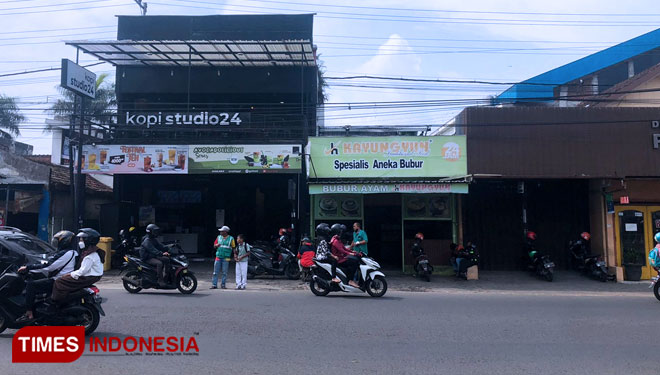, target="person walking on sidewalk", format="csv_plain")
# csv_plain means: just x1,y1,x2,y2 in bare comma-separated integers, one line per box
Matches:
212,226,235,289
234,234,251,290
